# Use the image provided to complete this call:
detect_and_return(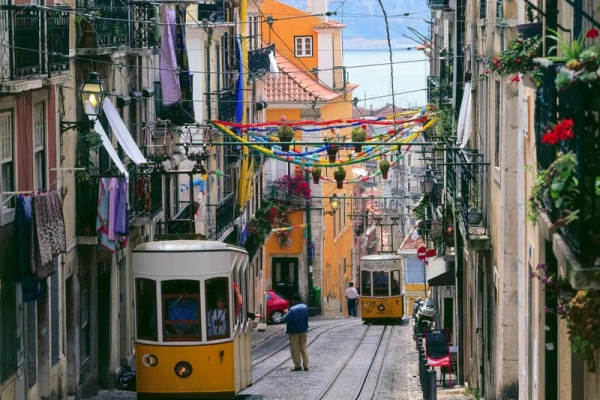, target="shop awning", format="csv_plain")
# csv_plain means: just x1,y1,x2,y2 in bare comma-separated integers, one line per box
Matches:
103,98,147,165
